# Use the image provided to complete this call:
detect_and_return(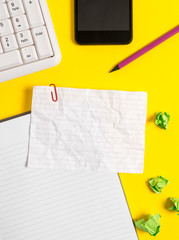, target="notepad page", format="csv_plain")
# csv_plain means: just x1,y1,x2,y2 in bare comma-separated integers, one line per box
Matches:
28,86,147,173
0,114,138,240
